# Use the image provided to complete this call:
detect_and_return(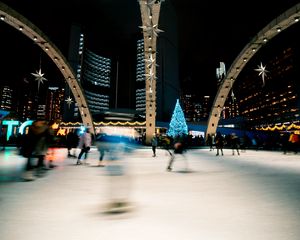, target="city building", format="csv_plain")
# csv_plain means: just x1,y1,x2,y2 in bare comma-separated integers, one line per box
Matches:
216,62,226,84
221,91,240,119
45,87,65,121
0,85,13,111
36,104,46,120
64,3,179,127
63,25,84,122
81,48,111,114
180,94,194,122
180,94,212,122
227,23,300,130
199,96,212,120
64,25,112,122
135,39,146,114
15,79,38,121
